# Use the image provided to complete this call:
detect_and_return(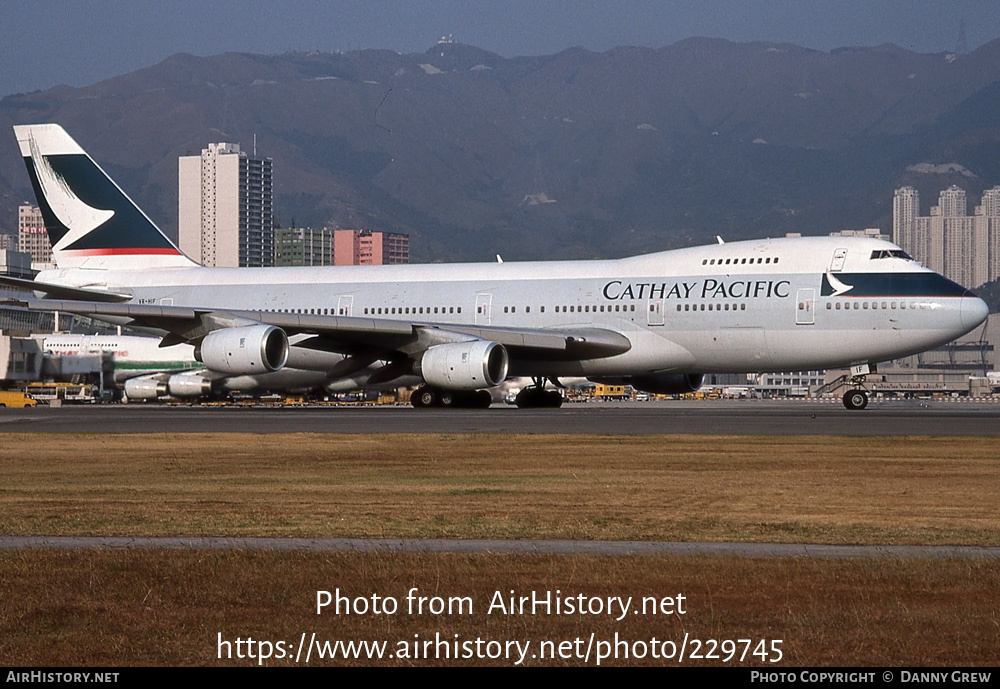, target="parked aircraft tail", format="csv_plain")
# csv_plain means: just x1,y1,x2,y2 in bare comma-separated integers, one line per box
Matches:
13,123,197,270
